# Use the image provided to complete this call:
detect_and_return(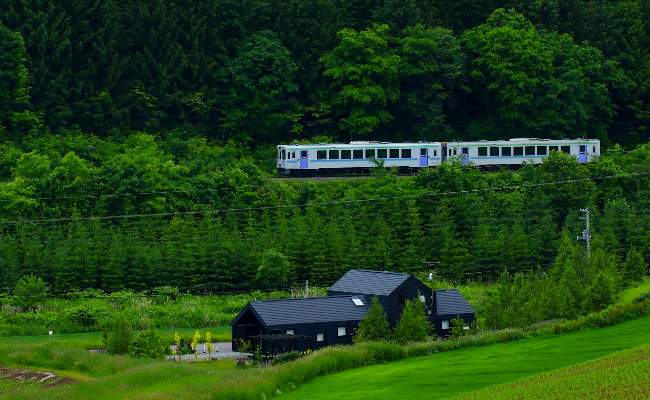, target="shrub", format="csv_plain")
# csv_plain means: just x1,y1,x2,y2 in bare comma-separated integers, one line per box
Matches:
393,299,429,344
130,330,169,359
64,304,107,327
272,351,306,365
151,286,179,302
12,275,48,311
354,296,390,343
103,314,133,354
450,316,466,337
